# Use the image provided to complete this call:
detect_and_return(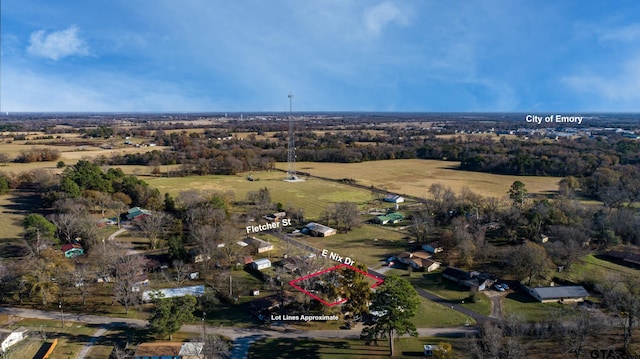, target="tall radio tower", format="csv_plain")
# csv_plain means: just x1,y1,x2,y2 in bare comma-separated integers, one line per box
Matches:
286,92,298,181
